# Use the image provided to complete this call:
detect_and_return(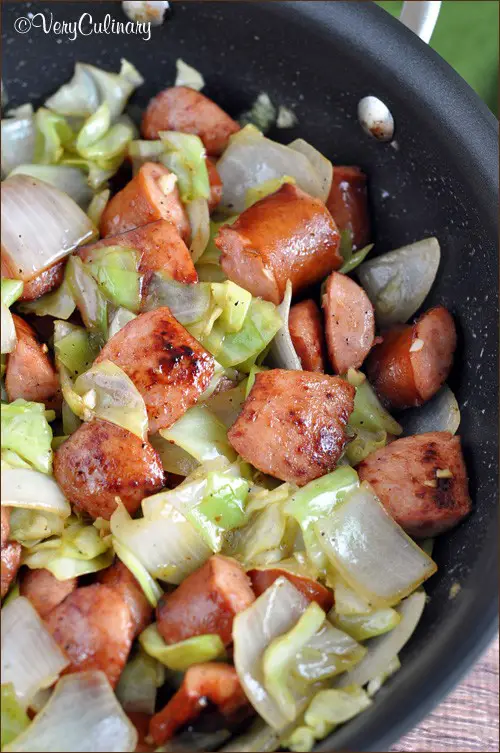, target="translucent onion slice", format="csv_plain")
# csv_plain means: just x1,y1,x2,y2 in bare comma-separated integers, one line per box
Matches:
217,125,327,213
399,384,460,436
9,165,93,209
1,597,69,708
4,671,138,752
1,302,16,354
142,273,211,324
233,576,310,731
1,175,96,282
1,469,71,518
314,485,436,607
357,237,440,327
1,114,35,177
73,359,148,440
111,501,211,584
288,139,333,201
268,280,302,370
187,198,210,262
174,58,205,90
337,591,426,689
